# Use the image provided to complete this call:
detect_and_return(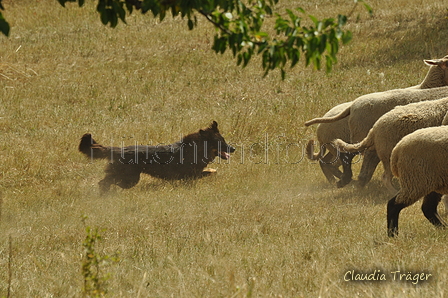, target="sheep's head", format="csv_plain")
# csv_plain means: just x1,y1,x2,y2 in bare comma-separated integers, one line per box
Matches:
424,56,448,69
423,55,448,86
